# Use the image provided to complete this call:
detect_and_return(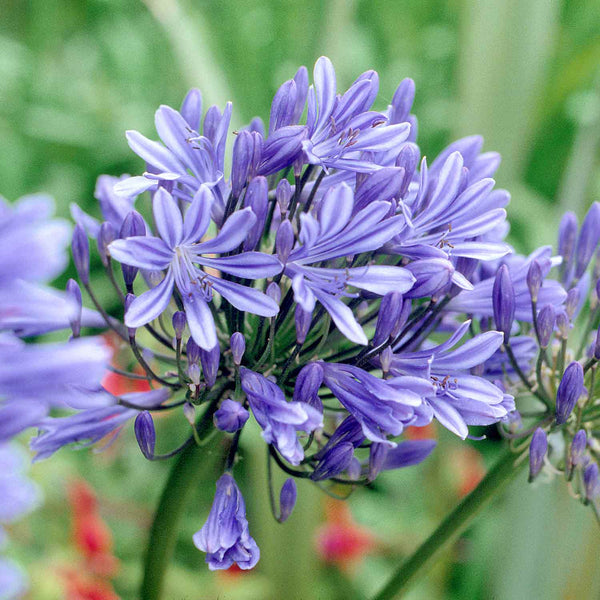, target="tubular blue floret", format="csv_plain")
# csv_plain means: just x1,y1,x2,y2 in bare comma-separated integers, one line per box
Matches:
555,362,584,425
528,428,547,482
